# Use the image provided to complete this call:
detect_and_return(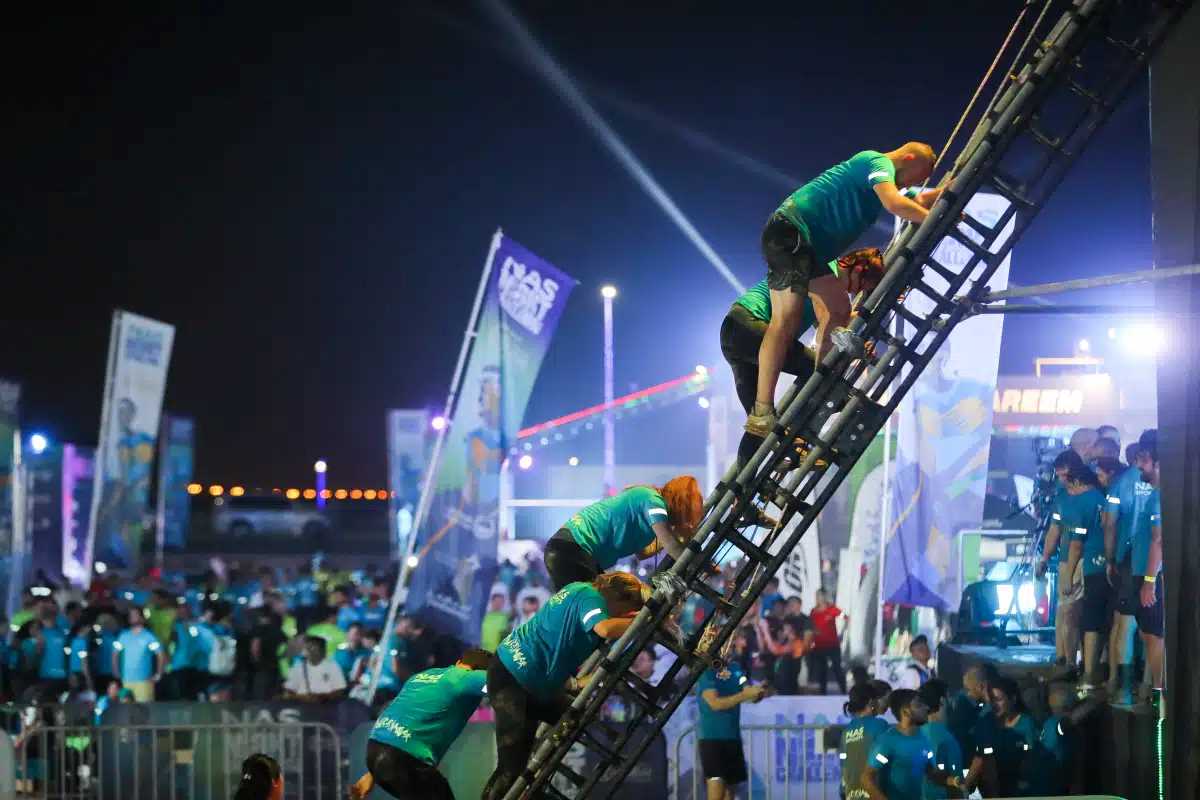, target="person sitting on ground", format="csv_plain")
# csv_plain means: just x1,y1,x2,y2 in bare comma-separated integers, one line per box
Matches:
840,683,890,800
234,753,283,800
746,144,940,440
482,572,647,800
862,689,964,800
350,648,493,800
282,635,346,702
916,680,963,800
965,676,1037,797
542,477,703,590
